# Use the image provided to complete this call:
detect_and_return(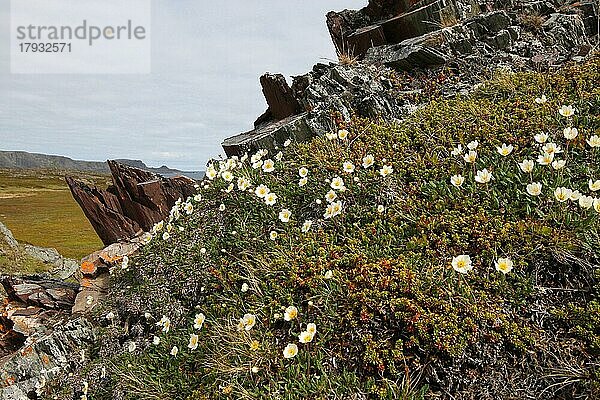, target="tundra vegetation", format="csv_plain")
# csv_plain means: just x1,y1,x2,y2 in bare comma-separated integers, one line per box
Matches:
50,58,599,399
